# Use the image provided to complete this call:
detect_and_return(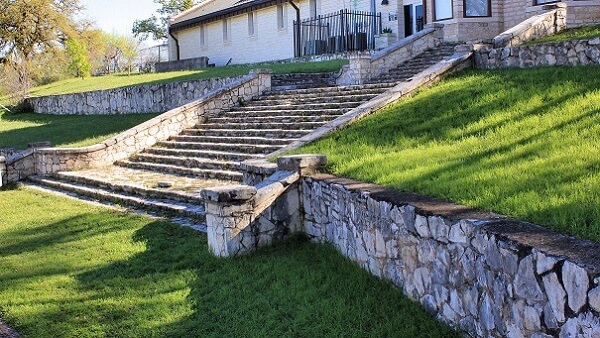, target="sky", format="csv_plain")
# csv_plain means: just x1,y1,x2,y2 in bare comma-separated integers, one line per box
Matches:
79,0,163,45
